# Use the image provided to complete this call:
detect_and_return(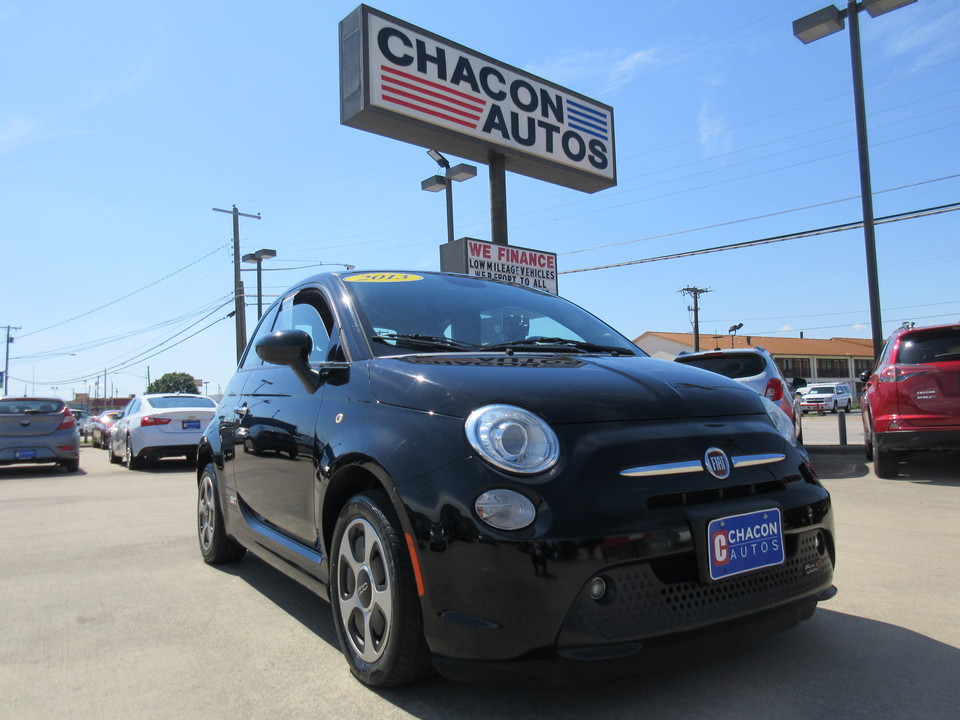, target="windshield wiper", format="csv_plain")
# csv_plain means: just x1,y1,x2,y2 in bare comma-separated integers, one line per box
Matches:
486,336,632,355
371,333,479,352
